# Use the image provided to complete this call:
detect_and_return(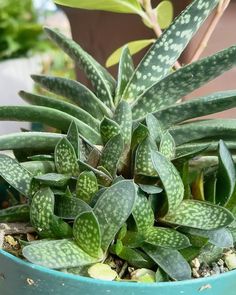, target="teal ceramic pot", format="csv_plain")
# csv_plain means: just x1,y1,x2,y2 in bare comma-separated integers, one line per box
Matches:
0,250,236,295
